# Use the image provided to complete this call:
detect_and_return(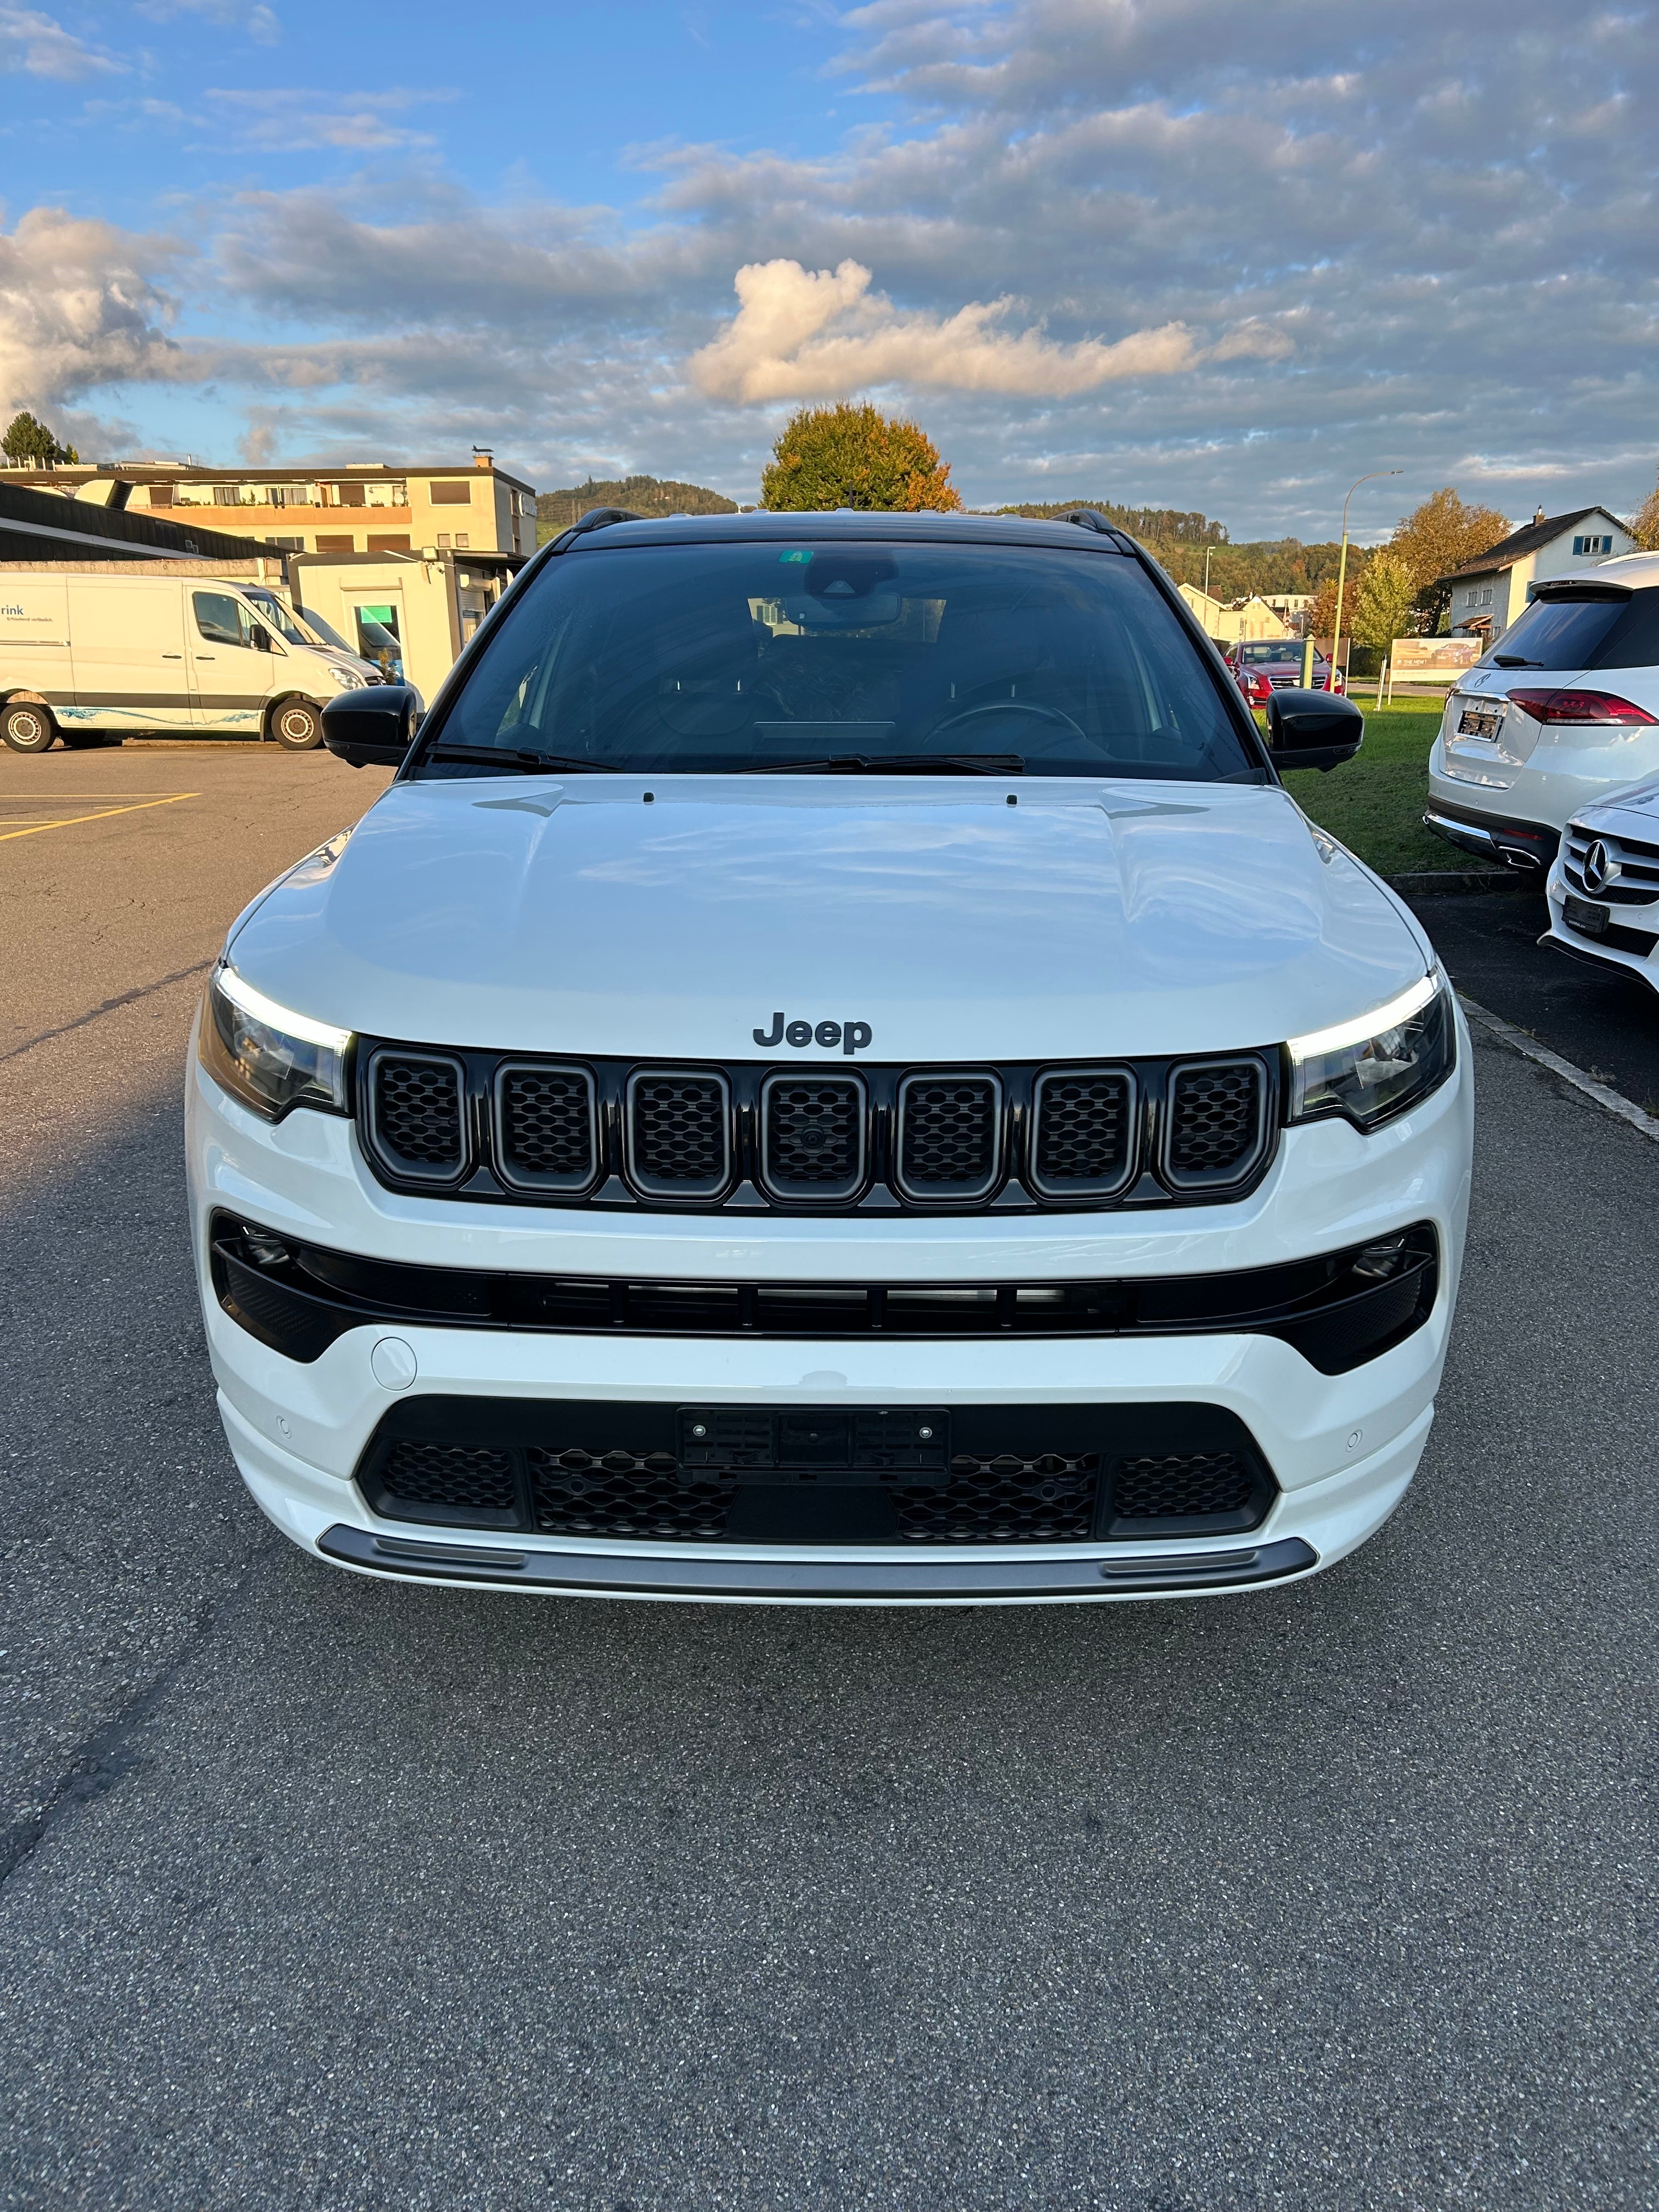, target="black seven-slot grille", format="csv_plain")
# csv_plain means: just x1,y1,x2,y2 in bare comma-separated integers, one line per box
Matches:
354,1398,1279,1547
357,1045,1276,1214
